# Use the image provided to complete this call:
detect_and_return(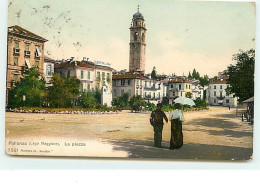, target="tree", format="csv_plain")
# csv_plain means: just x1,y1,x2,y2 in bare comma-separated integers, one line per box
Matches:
188,72,192,79
112,93,129,107
78,91,97,108
199,75,209,87
8,68,46,108
47,74,81,107
151,66,157,79
185,92,192,98
226,49,255,102
194,98,207,108
129,95,146,111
